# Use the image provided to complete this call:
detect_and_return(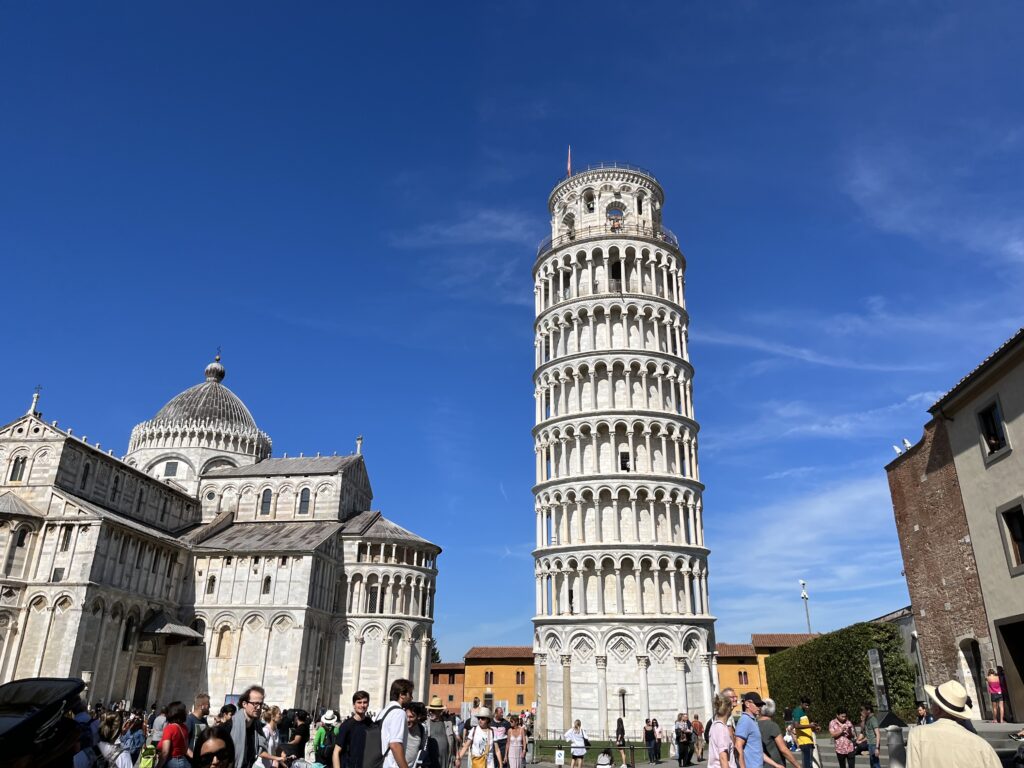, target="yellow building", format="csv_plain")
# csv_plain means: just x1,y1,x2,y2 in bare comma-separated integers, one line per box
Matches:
716,634,817,709
463,646,535,713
